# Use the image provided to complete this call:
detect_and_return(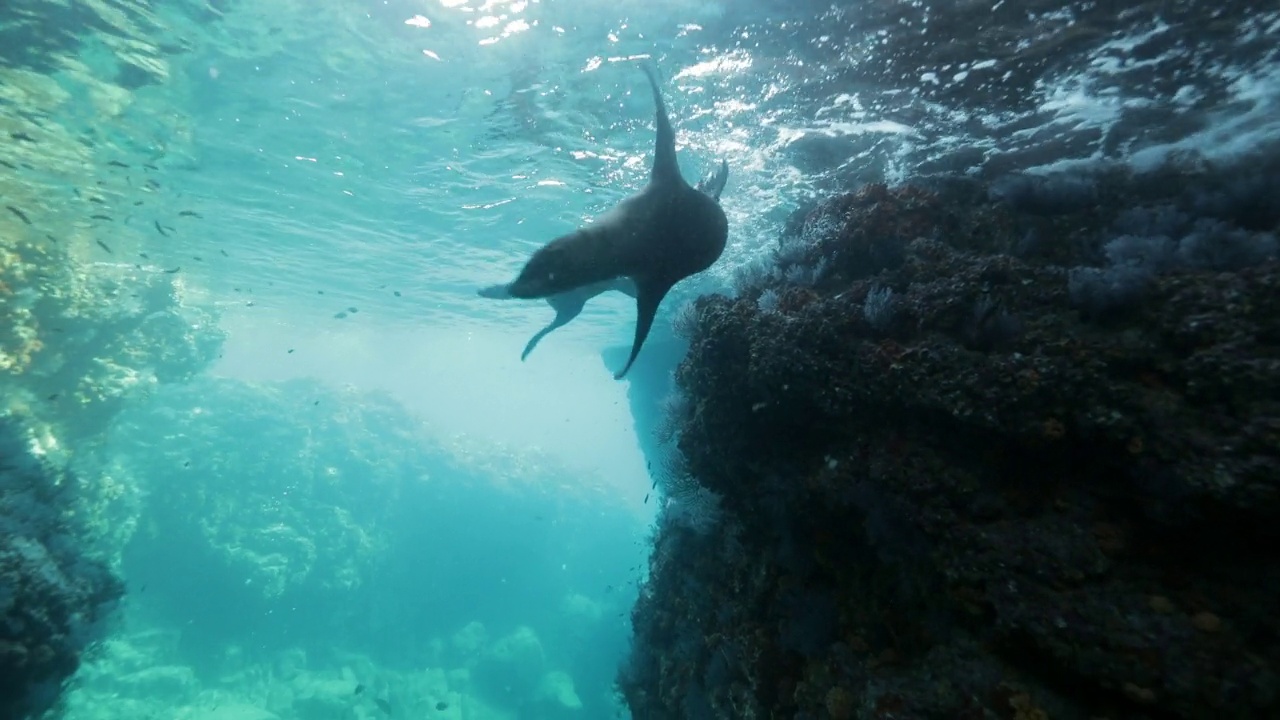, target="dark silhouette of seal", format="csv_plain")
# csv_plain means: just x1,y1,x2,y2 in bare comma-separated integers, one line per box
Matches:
511,160,730,361
478,64,730,379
